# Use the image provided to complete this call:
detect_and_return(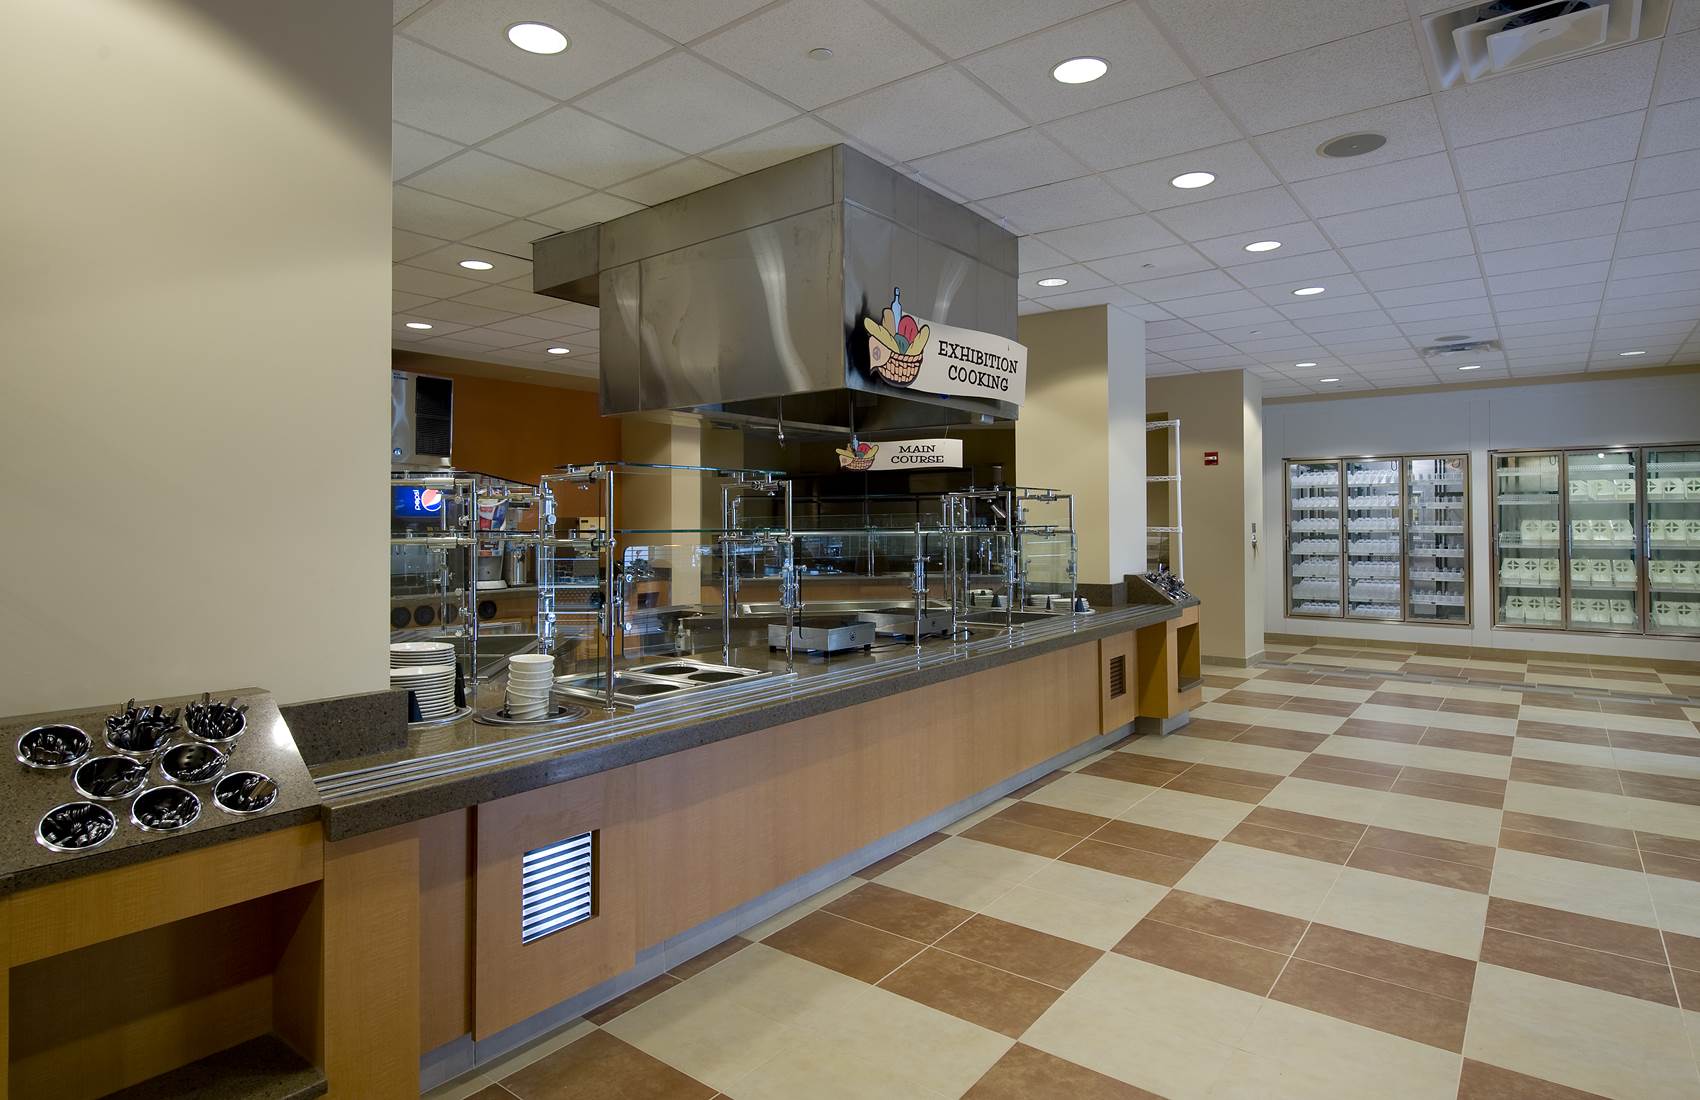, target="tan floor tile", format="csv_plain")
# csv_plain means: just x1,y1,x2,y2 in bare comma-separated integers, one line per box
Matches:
805,982,1015,1098
878,947,1062,1038
820,882,972,944
674,944,868,1035
1490,865,1660,930
1317,734,1513,779
1514,736,1620,768
1456,1058,1612,1099
1176,841,1344,920
1611,743,1700,780
1627,797,1700,843
1117,788,1255,839
1021,857,1173,911
1113,916,1288,996
1235,998,1463,1099
1480,926,1678,1006
1270,957,1470,1051
875,855,1022,913
601,980,809,1094
977,882,1156,951
1503,782,1632,830
964,1043,1164,1099
724,1027,953,1100
1295,922,1476,1001
1261,775,1389,825
1528,705,1697,737
1314,867,1488,959
1022,773,1158,818
1269,680,1374,704
1465,964,1700,1100
1493,848,1650,901
1372,790,1503,846
935,914,1102,990
501,1030,716,1100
